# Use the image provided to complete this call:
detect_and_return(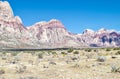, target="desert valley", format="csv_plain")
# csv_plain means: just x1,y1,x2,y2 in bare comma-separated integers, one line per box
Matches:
0,1,120,79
